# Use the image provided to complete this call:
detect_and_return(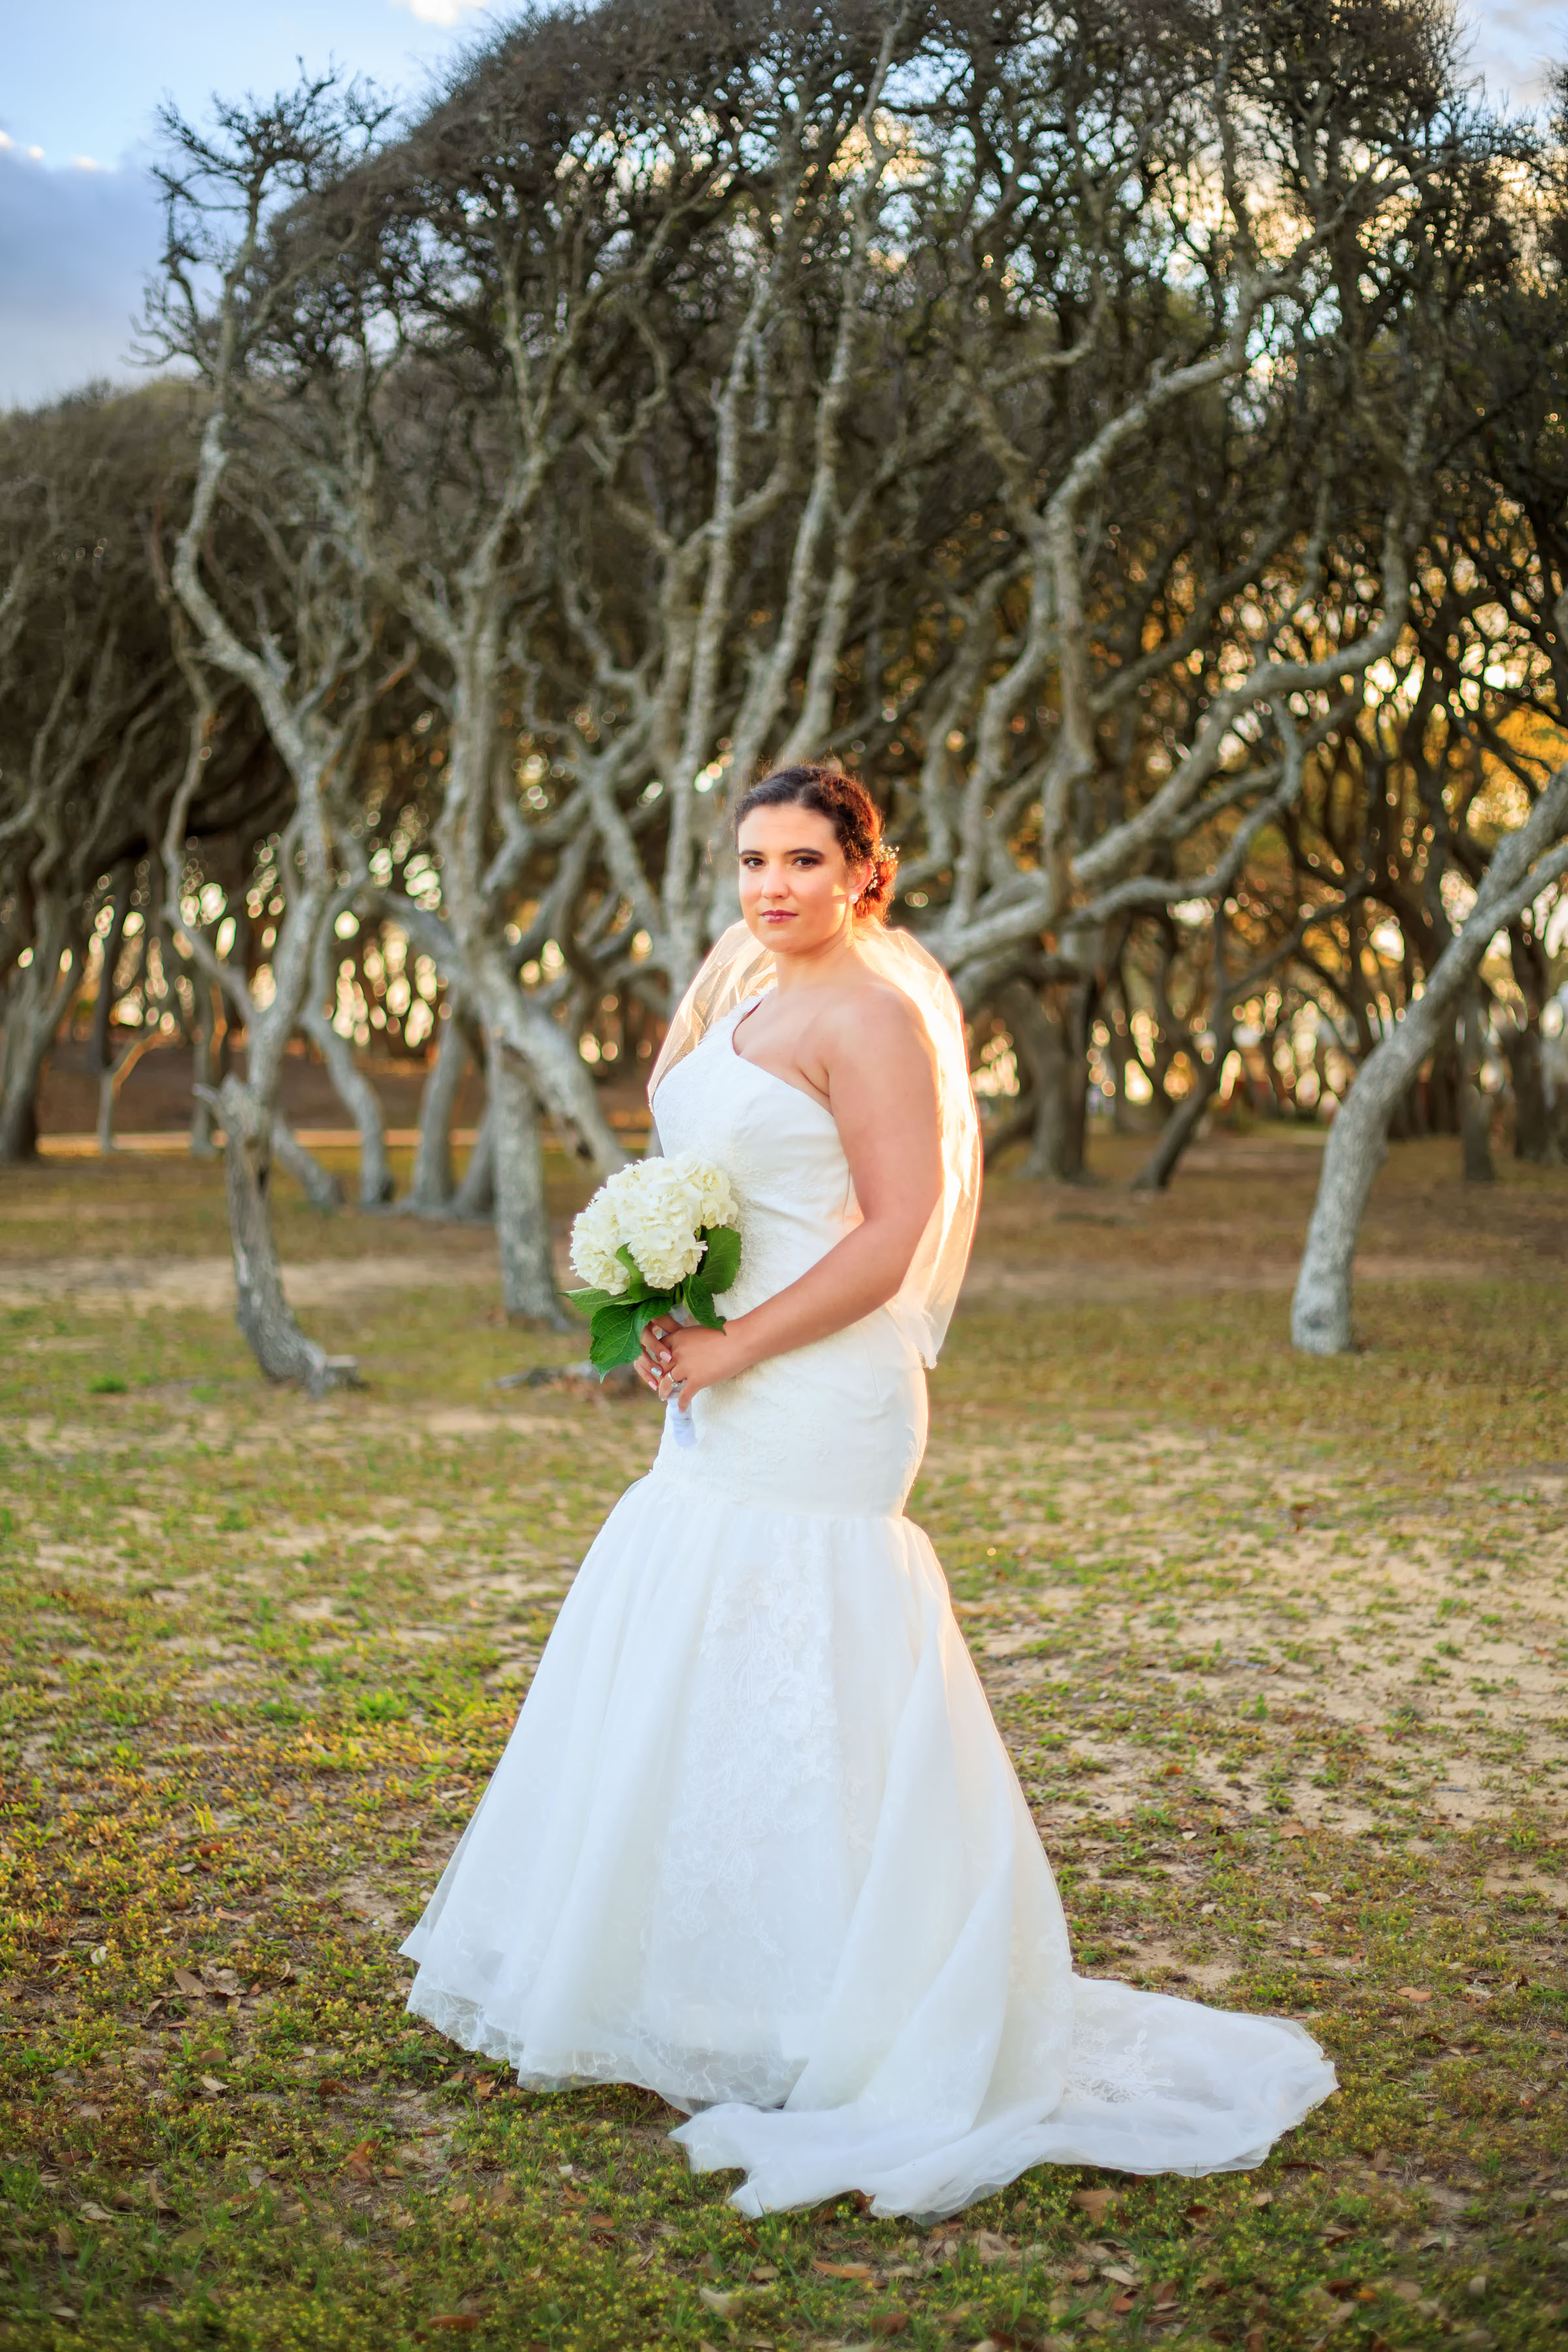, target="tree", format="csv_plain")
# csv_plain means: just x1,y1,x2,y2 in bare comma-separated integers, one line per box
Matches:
0,391,192,1162
148,79,399,1389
